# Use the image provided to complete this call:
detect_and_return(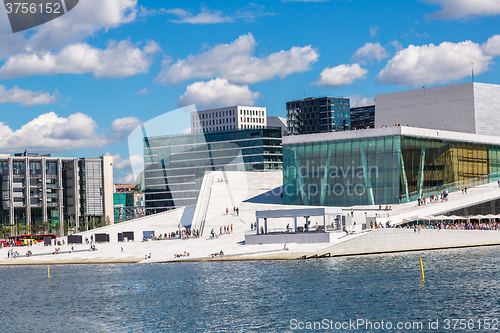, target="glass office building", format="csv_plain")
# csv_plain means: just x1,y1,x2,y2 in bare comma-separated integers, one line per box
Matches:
286,97,351,135
283,127,500,207
144,128,283,212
